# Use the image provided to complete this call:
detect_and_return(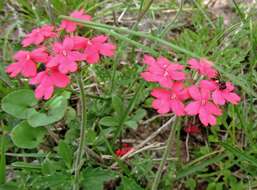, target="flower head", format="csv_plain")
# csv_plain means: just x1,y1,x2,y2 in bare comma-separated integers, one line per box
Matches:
188,58,217,79
83,35,116,64
184,125,200,134
60,10,92,32
212,82,241,105
47,37,84,74
22,25,56,47
30,67,70,100
141,55,185,88
115,144,133,157
6,48,49,77
151,82,189,116
185,85,222,126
